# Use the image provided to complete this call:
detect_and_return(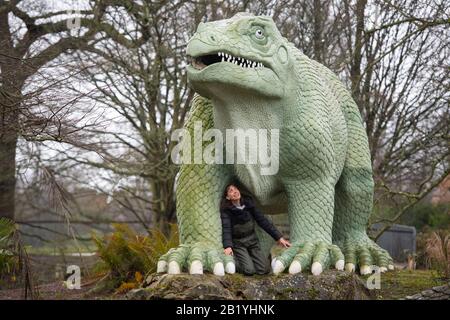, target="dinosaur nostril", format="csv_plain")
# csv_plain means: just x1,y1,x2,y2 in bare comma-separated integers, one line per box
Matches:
210,35,216,42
